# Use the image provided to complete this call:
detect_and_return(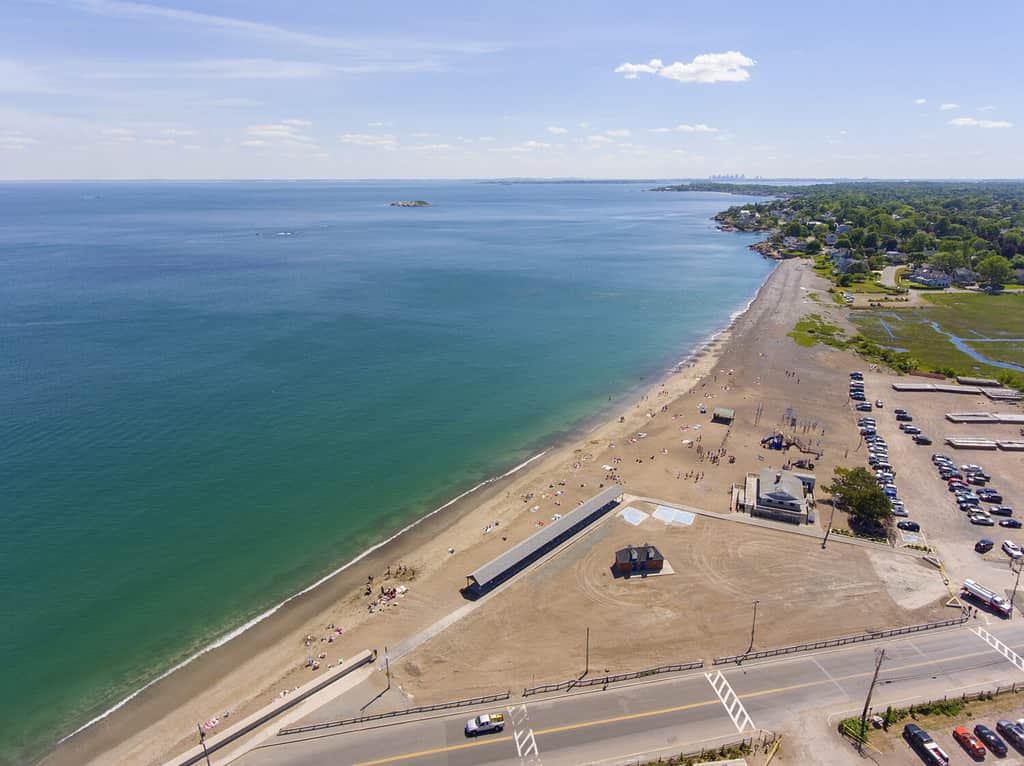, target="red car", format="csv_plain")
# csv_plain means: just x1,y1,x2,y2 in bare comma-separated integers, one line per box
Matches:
953,726,986,757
